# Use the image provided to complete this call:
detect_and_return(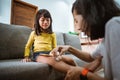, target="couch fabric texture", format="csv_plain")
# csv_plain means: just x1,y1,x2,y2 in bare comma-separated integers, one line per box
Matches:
0,23,86,80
